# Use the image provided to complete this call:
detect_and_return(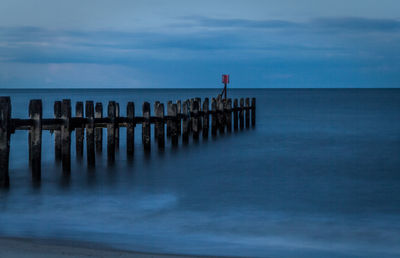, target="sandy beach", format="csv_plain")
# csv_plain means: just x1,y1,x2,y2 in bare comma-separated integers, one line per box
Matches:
0,237,206,258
